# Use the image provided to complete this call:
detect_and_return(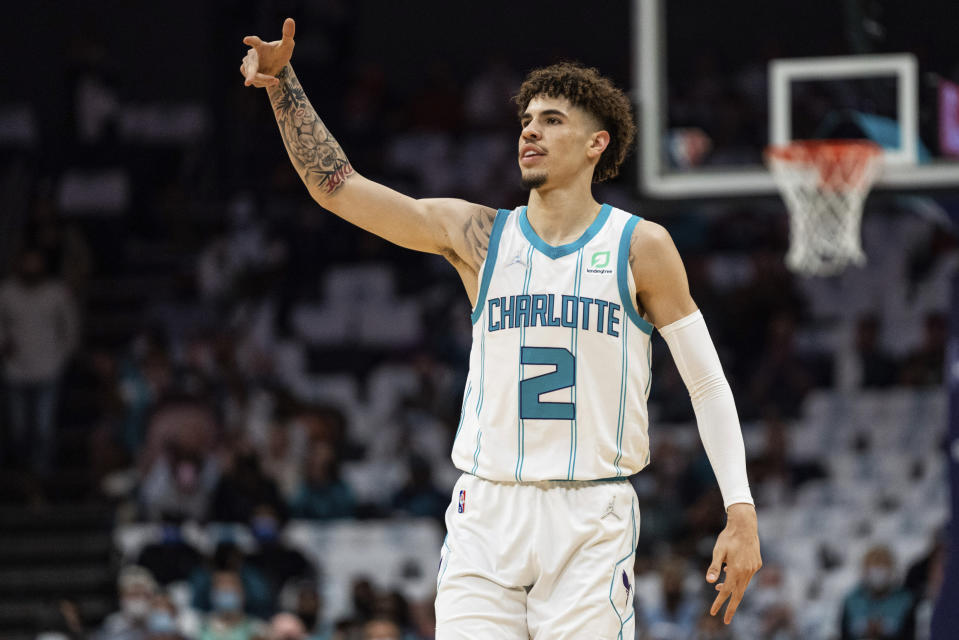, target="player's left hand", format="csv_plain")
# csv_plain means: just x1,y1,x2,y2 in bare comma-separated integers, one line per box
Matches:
706,502,762,624
240,17,296,88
